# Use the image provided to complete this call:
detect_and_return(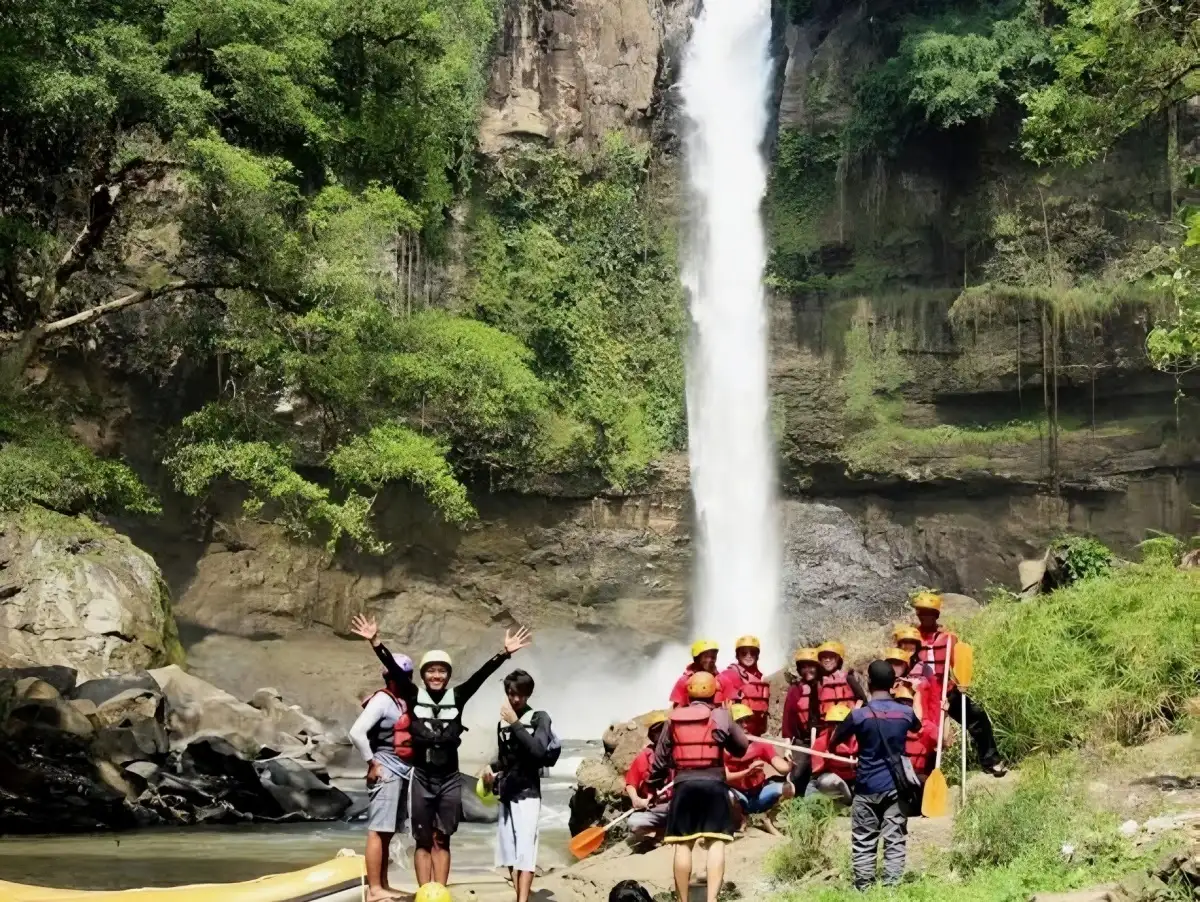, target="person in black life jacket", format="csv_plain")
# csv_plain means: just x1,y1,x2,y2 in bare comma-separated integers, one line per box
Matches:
647,671,749,902
349,615,417,902
482,669,554,902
